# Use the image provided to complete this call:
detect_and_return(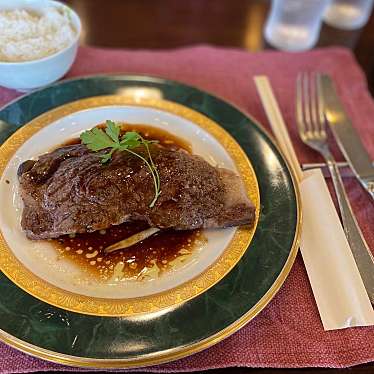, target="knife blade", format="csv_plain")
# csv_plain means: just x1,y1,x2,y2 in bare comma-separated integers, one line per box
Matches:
320,75,374,199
